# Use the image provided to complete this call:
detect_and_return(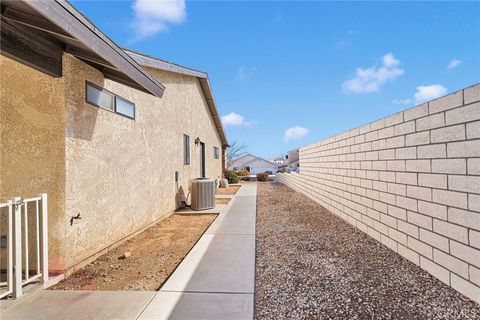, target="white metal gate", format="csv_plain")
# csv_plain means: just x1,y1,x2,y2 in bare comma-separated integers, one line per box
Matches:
0,194,48,299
